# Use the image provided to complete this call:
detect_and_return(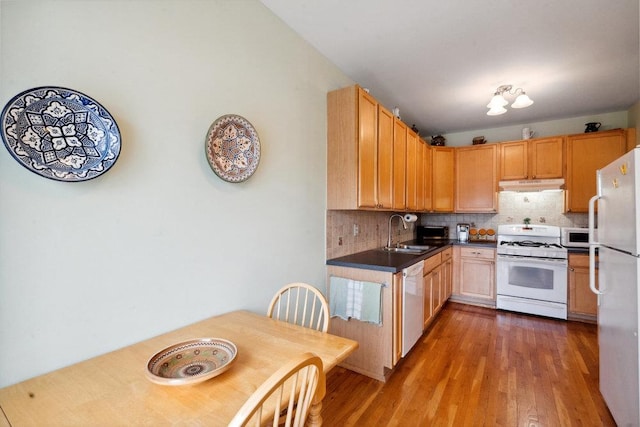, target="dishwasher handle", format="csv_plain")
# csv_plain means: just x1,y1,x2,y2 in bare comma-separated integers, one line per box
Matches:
403,260,425,277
